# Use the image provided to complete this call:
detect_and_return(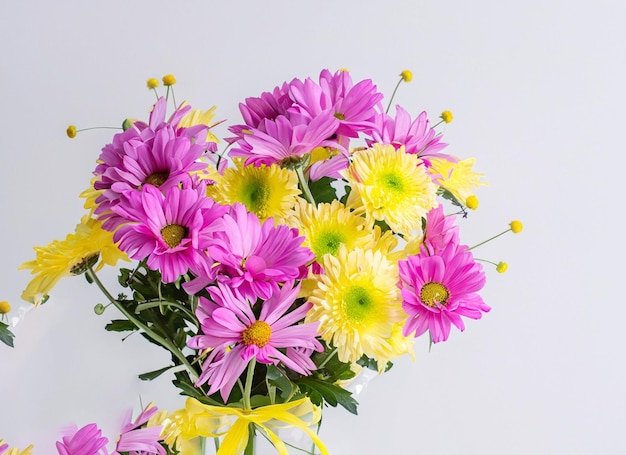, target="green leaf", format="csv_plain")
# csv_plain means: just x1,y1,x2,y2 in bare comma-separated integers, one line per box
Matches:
308,176,337,204
0,322,15,347
104,319,138,332
266,365,296,400
138,365,175,381
296,377,359,415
